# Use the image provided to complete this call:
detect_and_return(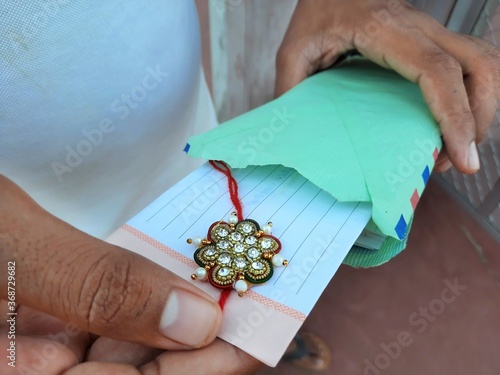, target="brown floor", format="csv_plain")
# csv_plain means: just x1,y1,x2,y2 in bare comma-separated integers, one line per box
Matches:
259,177,500,375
